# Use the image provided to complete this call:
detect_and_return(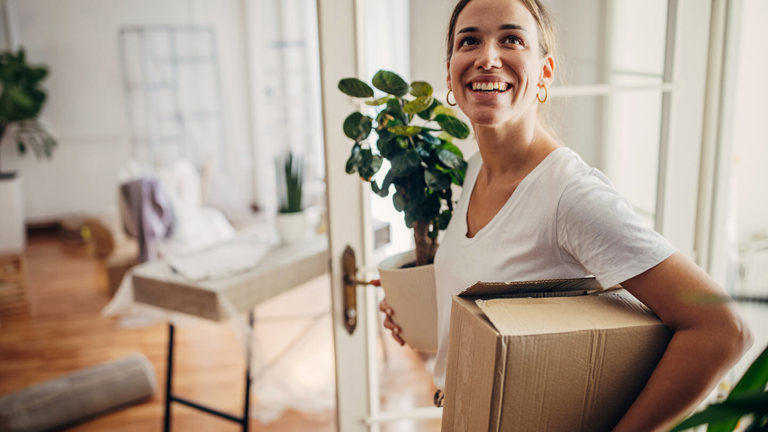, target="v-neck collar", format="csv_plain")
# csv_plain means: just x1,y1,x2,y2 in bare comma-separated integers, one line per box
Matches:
462,147,567,242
